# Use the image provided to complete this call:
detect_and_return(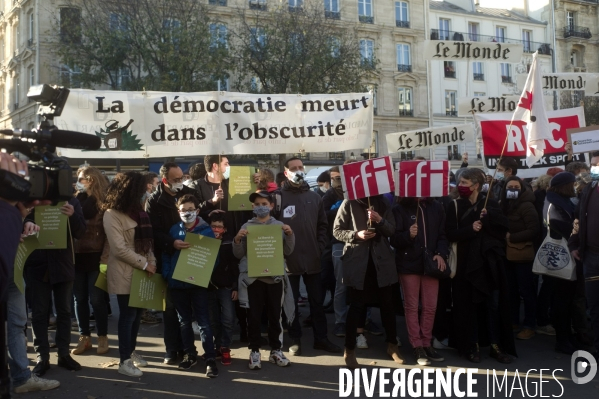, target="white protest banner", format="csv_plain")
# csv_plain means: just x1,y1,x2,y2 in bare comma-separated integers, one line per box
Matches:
424,40,523,62
516,73,596,92
395,160,450,198
339,156,395,200
385,124,474,153
458,96,520,116
567,126,599,153
477,107,587,178
54,90,373,158
584,75,599,96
